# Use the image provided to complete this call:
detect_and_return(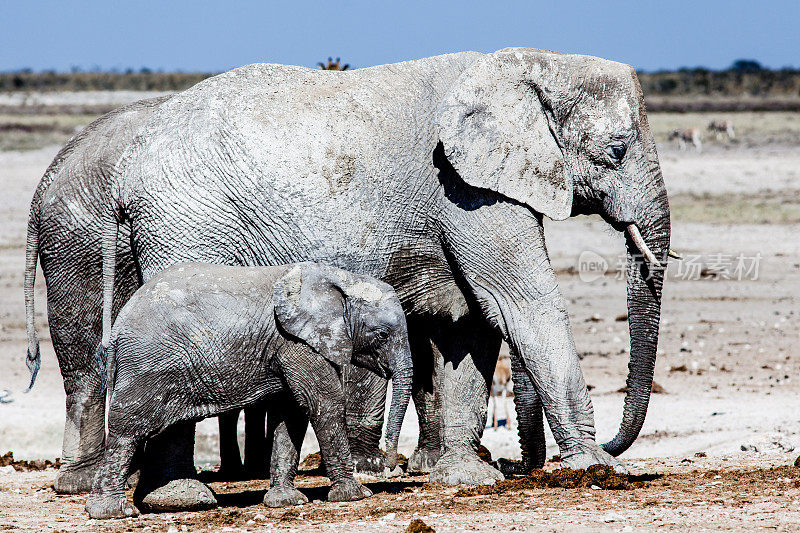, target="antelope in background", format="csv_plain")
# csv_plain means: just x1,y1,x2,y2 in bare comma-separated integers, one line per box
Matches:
708,119,735,140
490,352,514,429
669,127,703,152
